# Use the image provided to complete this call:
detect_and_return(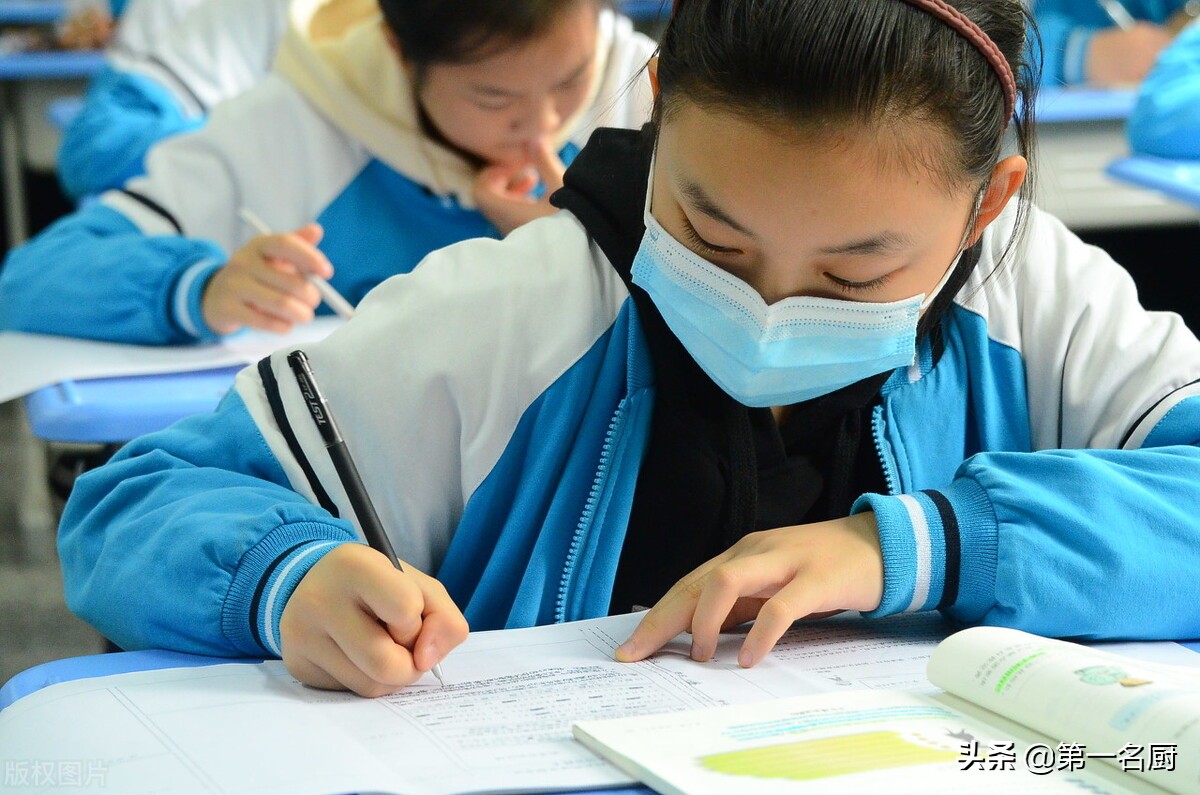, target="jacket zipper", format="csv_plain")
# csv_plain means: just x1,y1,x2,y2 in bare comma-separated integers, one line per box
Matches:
872,404,901,496
555,399,627,623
